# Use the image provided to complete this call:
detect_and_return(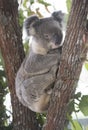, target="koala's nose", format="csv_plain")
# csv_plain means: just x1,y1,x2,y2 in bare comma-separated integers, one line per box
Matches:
53,33,63,45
